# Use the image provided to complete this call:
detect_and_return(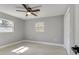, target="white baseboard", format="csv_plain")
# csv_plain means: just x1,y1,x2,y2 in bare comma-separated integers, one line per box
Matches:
0,40,64,49
0,40,23,49
24,40,64,47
